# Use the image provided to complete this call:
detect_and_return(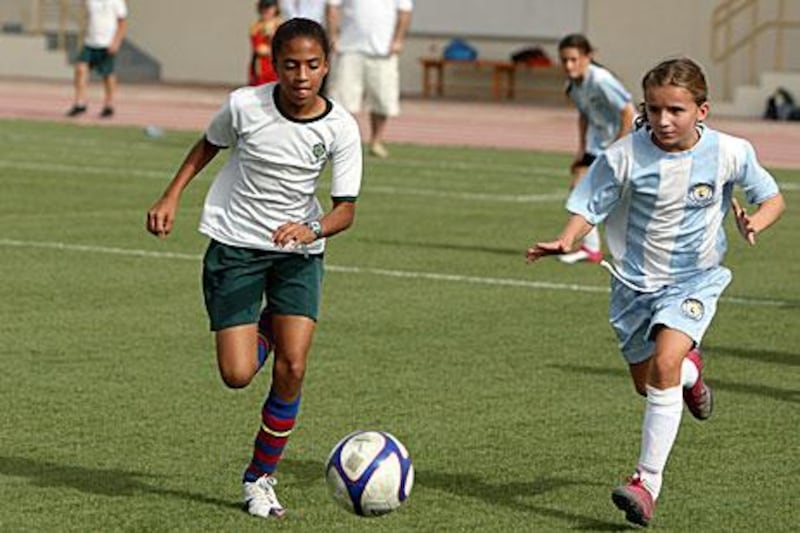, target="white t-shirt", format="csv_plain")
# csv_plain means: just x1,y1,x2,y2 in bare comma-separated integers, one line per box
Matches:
199,83,363,255
84,0,127,48
279,0,327,24
328,0,413,56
